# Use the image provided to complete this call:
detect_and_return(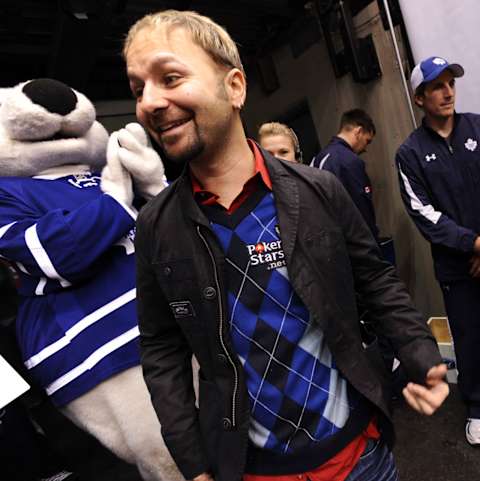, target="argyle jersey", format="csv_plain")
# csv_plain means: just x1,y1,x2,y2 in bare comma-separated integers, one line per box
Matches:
205,185,357,455
0,173,140,406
